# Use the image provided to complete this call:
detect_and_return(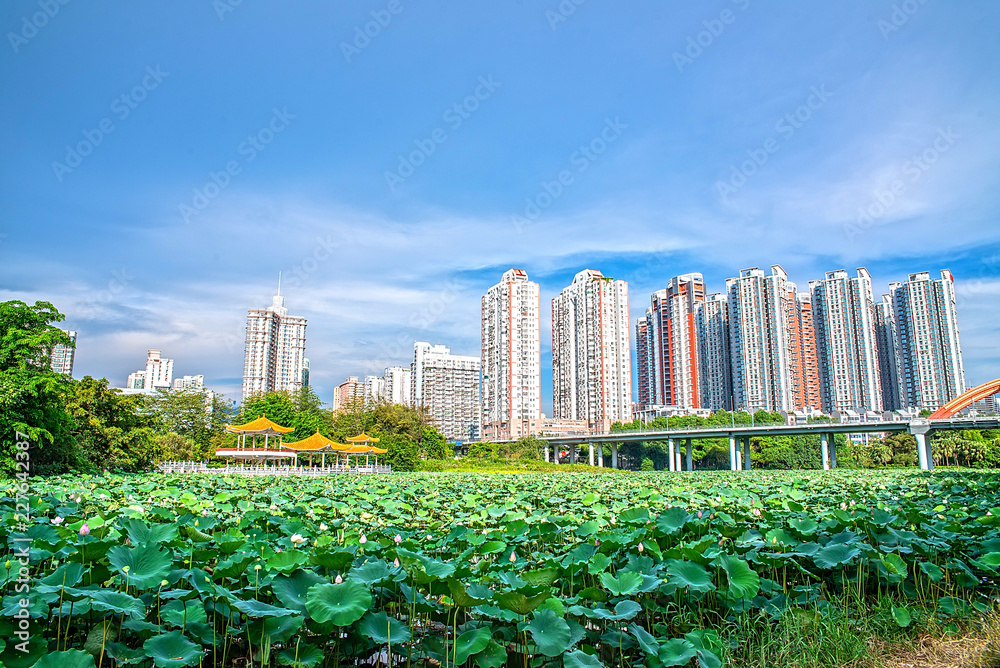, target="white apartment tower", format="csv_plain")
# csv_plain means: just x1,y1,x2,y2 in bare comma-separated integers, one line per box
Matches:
809,268,882,413
383,366,412,406
481,269,541,441
242,288,307,398
126,349,174,391
696,293,732,410
887,270,965,411
412,342,481,442
173,374,205,391
50,330,77,376
551,269,632,430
